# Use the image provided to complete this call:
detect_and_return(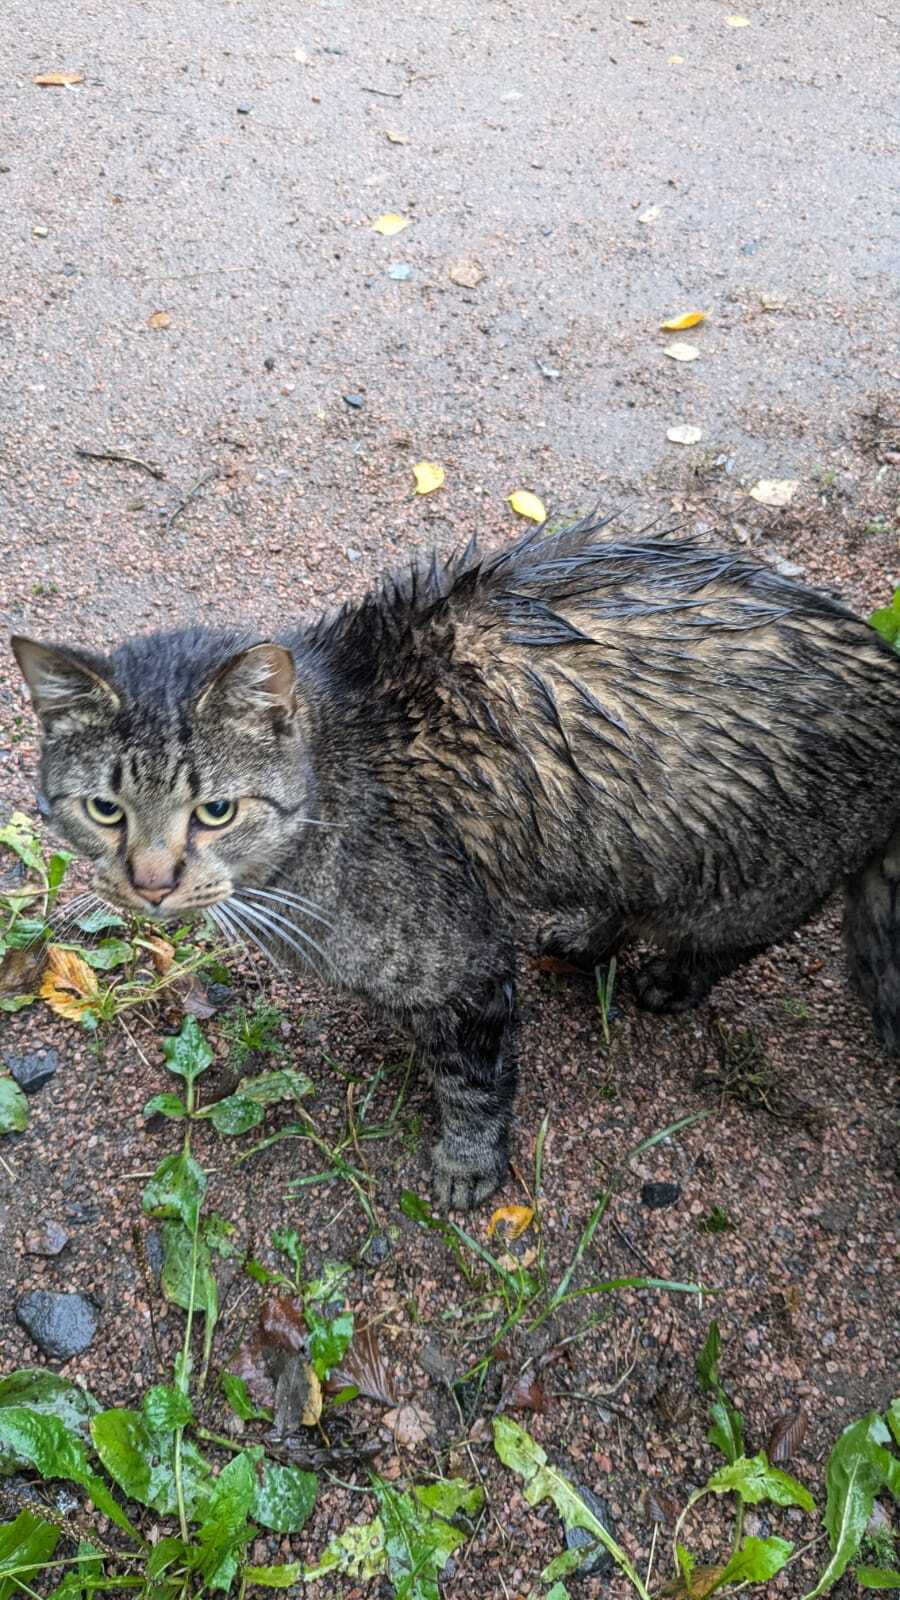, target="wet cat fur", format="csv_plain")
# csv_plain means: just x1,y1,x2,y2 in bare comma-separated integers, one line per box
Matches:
13,514,900,1207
